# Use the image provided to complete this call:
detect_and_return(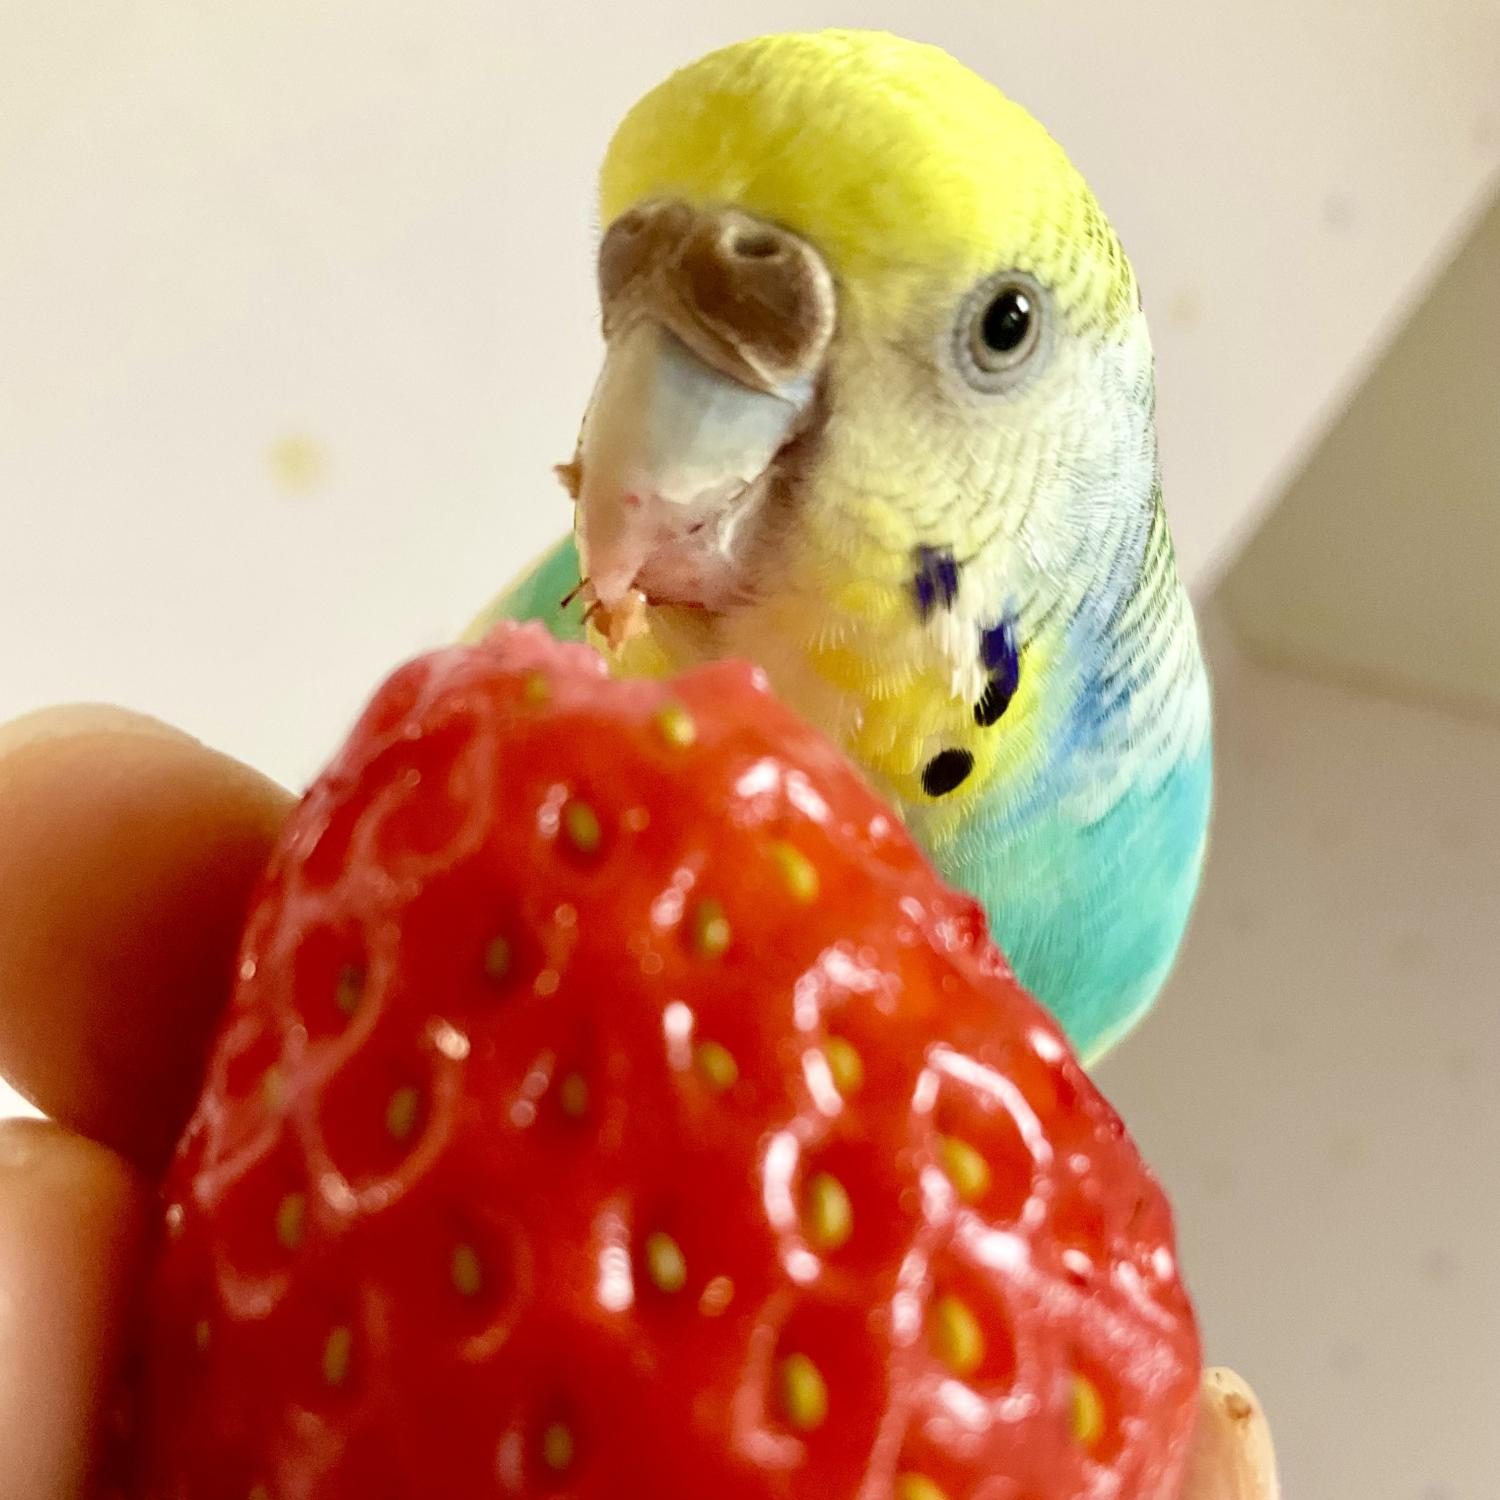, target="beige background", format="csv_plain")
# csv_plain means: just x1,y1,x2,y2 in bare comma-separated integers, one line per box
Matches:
4,0,1498,781
1225,192,1500,715
1103,616,1500,1500
4,5,1500,1496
